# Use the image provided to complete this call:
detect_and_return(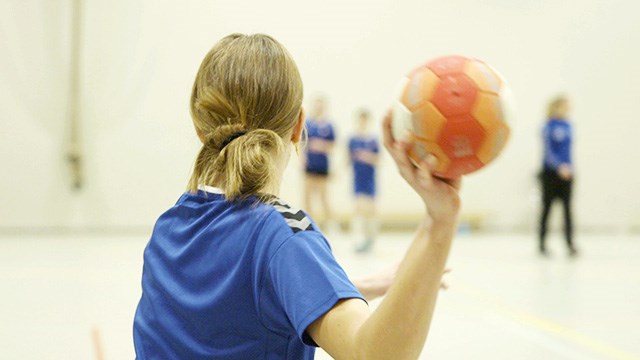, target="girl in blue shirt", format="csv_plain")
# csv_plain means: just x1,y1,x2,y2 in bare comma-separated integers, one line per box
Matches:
134,33,461,359
539,95,577,257
303,96,336,229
